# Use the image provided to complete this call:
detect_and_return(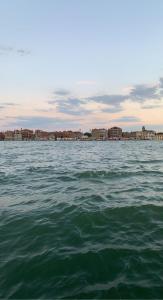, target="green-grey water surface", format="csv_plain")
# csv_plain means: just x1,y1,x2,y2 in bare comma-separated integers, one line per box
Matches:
0,141,163,299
